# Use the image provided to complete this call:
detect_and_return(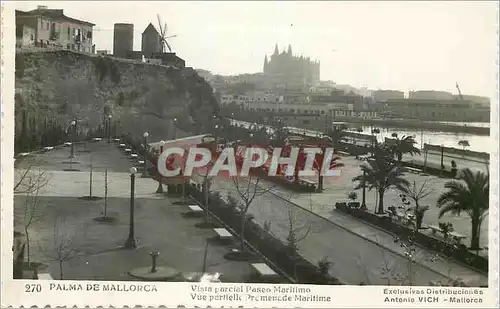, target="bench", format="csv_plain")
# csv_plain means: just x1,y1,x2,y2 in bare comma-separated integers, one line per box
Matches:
43,146,54,151
137,160,145,165
64,142,72,146
188,205,203,213
213,228,234,242
449,231,467,243
250,263,279,281
357,155,371,161
406,167,422,174
113,138,121,142
428,225,442,235
338,151,350,156
118,143,126,148
130,153,138,158
19,152,31,157
92,137,102,142
124,148,132,153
